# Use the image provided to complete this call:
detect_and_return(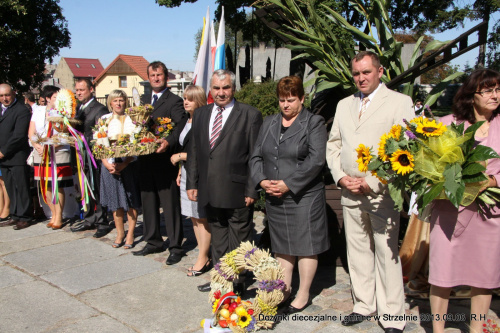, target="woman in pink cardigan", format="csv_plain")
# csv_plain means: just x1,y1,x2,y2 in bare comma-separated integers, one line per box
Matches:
430,69,500,333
